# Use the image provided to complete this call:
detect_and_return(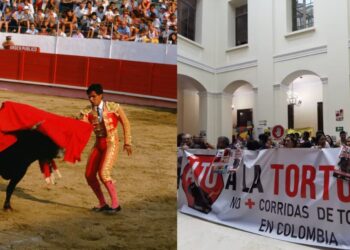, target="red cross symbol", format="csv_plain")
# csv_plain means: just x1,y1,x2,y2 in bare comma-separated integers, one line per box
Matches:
245,198,255,209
